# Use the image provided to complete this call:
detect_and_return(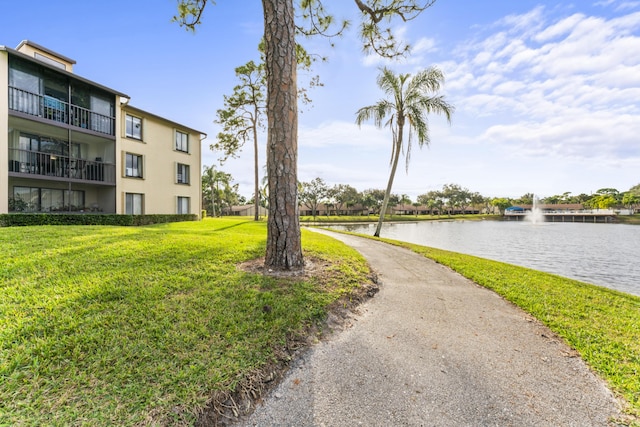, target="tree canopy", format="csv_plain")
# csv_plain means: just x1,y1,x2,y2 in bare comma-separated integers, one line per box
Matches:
214,60,265,221
175,0,440,269
299,177,329,218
